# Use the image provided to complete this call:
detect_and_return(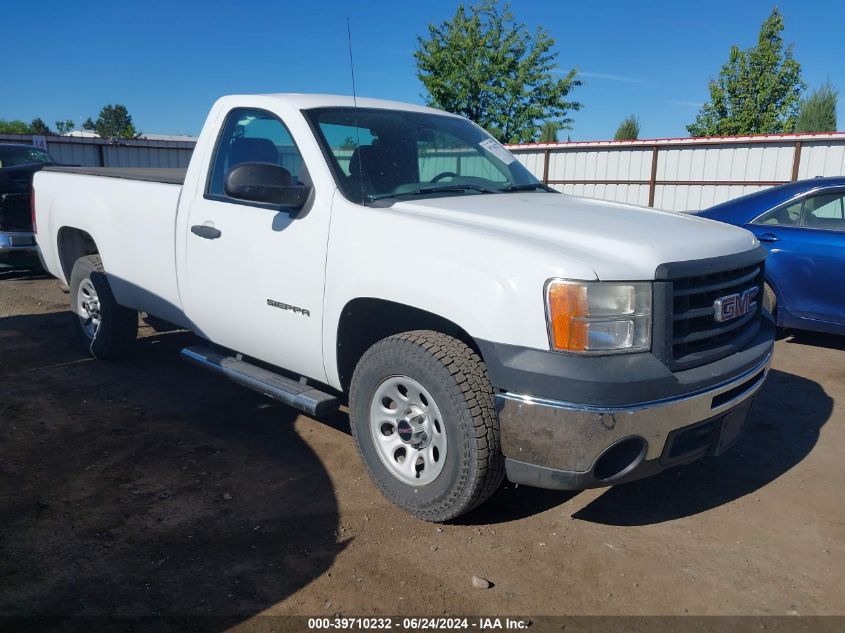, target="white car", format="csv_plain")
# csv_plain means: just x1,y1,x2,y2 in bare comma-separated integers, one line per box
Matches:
33,94,775,521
